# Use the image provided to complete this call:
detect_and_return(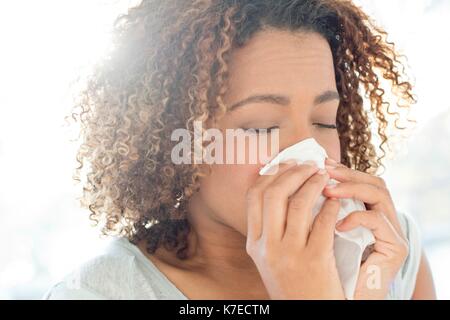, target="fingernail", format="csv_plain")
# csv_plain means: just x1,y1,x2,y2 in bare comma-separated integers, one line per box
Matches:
326,158,339,167
325,164,337,170
302,160,317,167
325,183,337,188
326,158,338,164
325,158,338,168
264,165,280,175
317,168,327,175
284,159,297,166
